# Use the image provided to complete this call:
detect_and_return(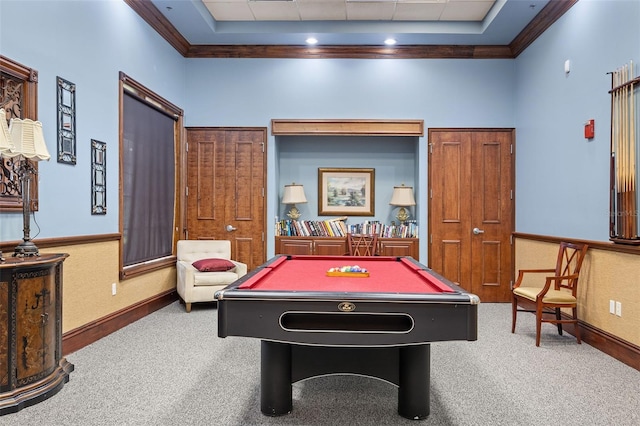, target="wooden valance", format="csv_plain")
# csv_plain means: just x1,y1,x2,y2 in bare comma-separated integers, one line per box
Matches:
271,119,424,136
